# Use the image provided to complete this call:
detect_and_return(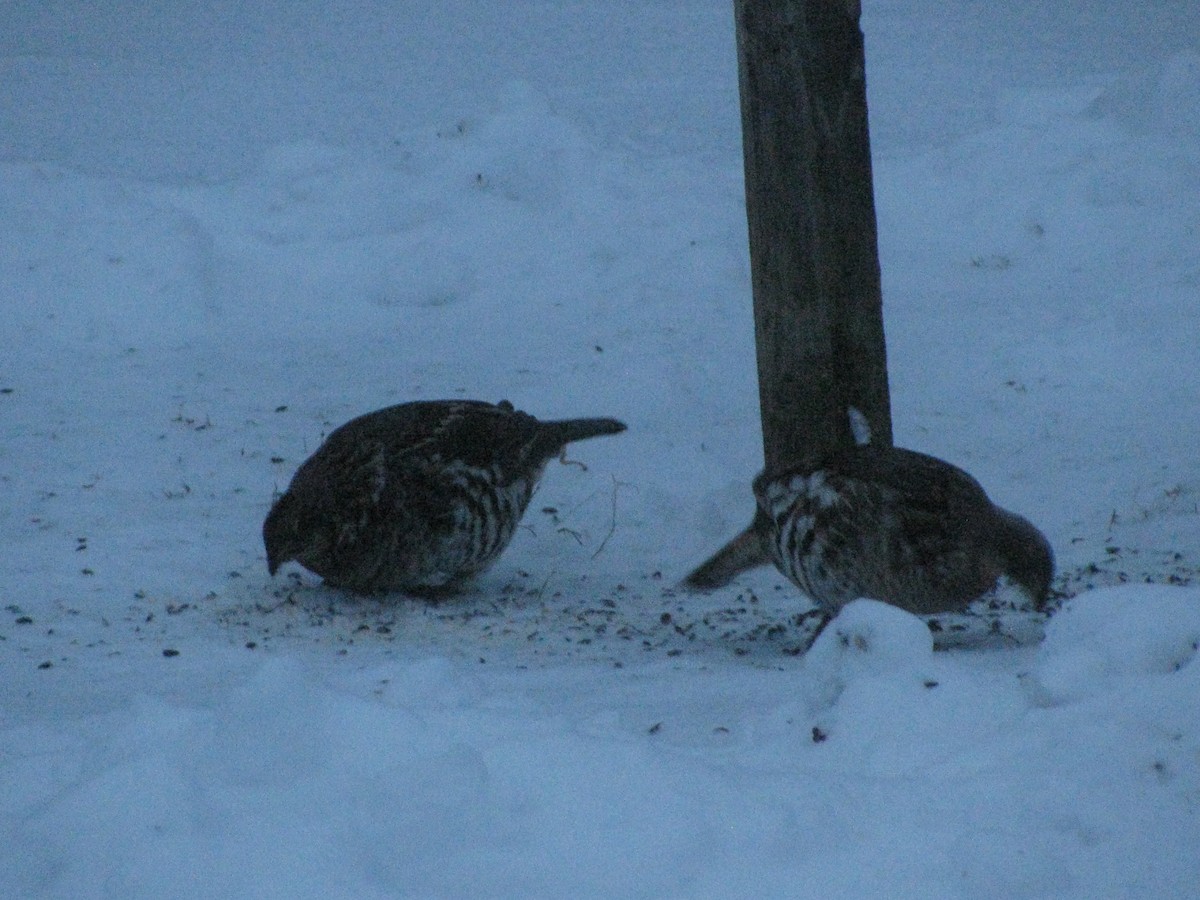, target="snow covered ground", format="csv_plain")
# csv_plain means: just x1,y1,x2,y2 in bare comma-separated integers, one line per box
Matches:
3,1,1199,896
